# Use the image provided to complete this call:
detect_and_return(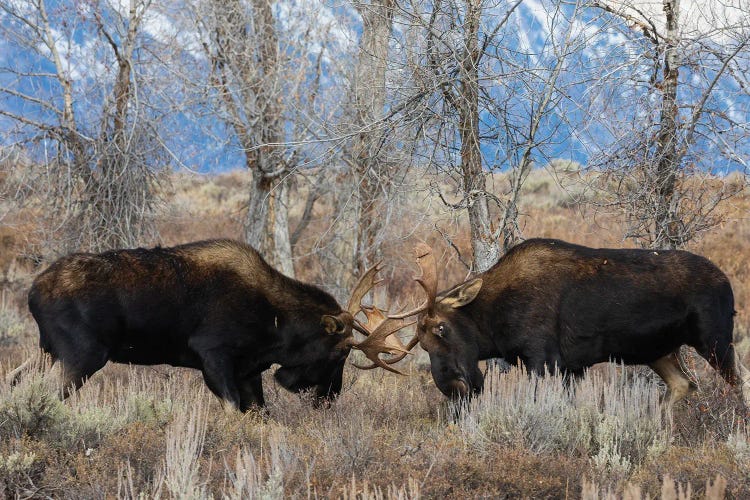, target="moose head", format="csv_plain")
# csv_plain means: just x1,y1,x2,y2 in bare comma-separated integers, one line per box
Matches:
387,243,486,398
